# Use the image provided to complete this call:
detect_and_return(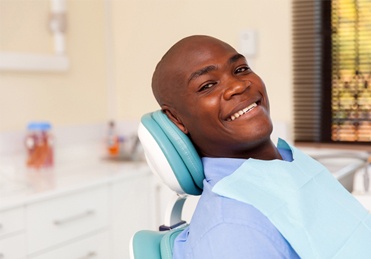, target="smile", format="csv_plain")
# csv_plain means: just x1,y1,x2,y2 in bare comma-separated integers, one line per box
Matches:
227,103,258,121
